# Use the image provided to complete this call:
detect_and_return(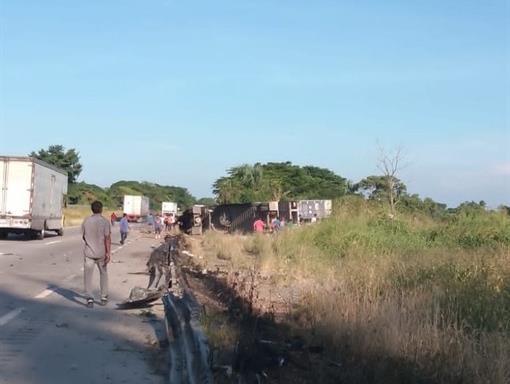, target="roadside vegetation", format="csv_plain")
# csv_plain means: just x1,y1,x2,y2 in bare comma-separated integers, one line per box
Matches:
63,205,120,227
197,196,510,383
